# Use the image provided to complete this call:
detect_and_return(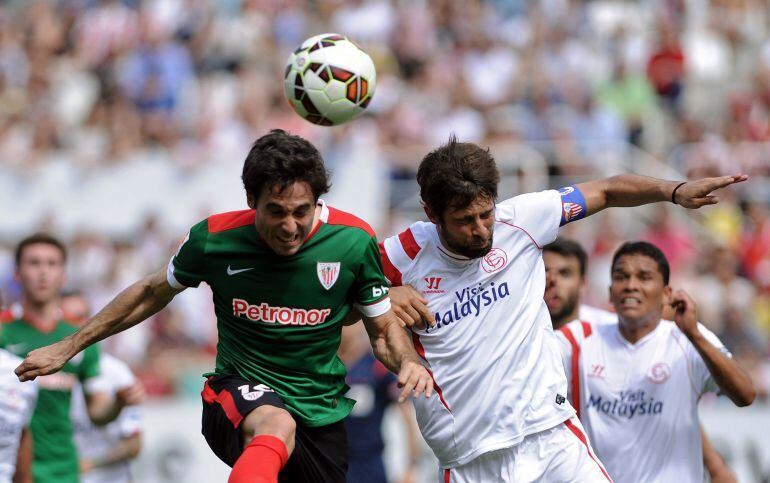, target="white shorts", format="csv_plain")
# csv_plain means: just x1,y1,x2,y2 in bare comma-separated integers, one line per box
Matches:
439,417,612,482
